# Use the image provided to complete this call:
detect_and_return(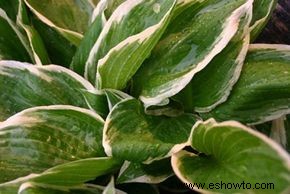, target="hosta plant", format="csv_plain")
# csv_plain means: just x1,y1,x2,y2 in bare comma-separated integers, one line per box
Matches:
0,0,290,193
